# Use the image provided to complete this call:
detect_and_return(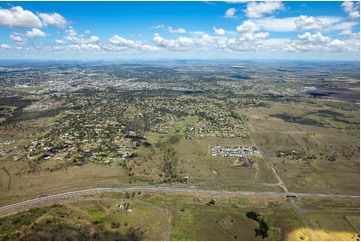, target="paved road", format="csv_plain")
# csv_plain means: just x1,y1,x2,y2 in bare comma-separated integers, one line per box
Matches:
0,185,358,217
